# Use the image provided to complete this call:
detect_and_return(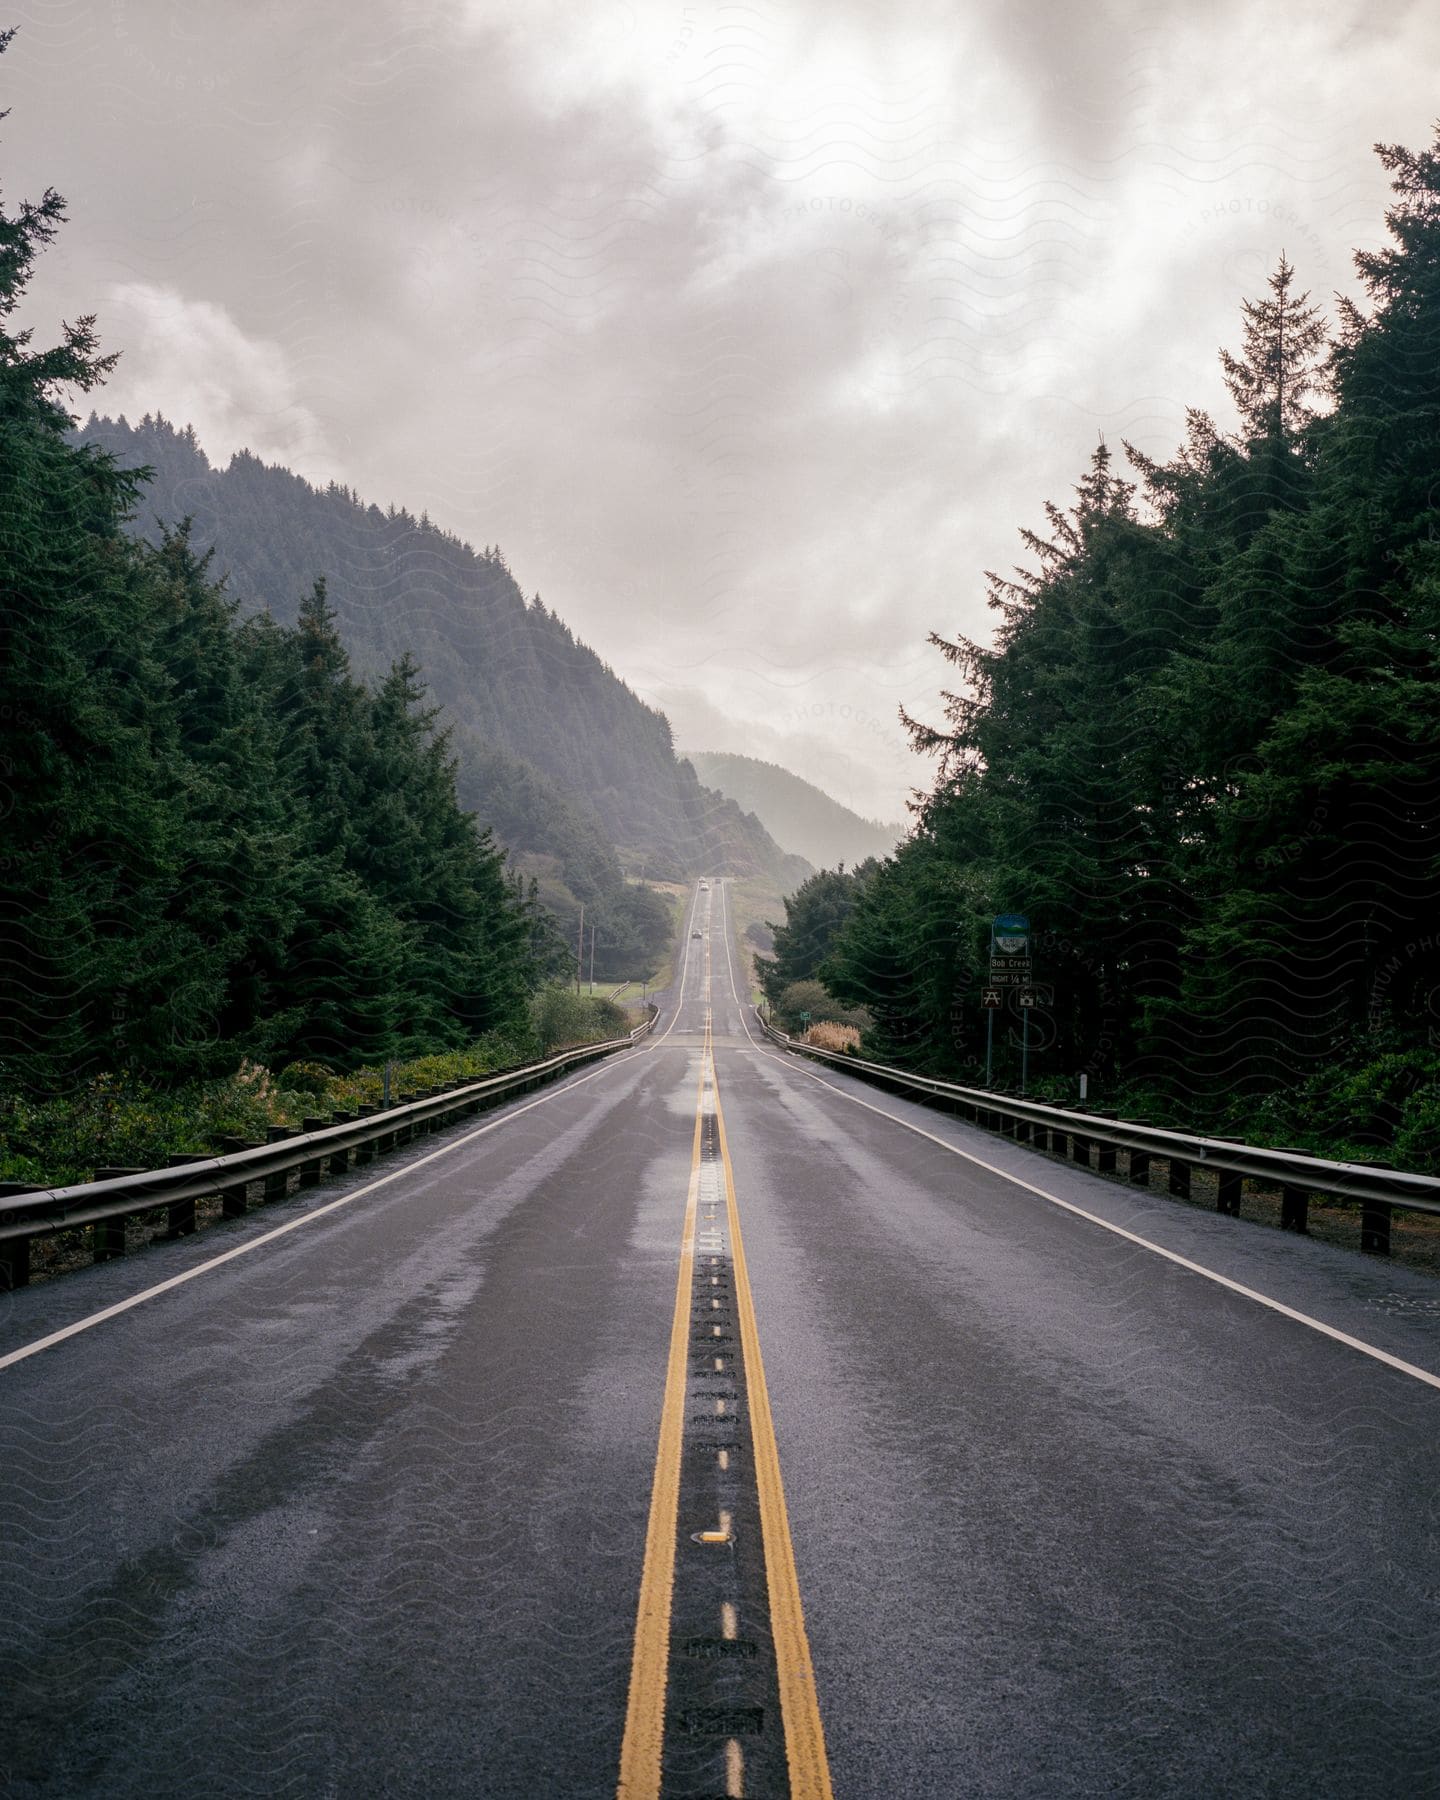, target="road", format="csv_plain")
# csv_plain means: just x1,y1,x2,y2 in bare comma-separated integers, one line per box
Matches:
2,881,1438,1799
